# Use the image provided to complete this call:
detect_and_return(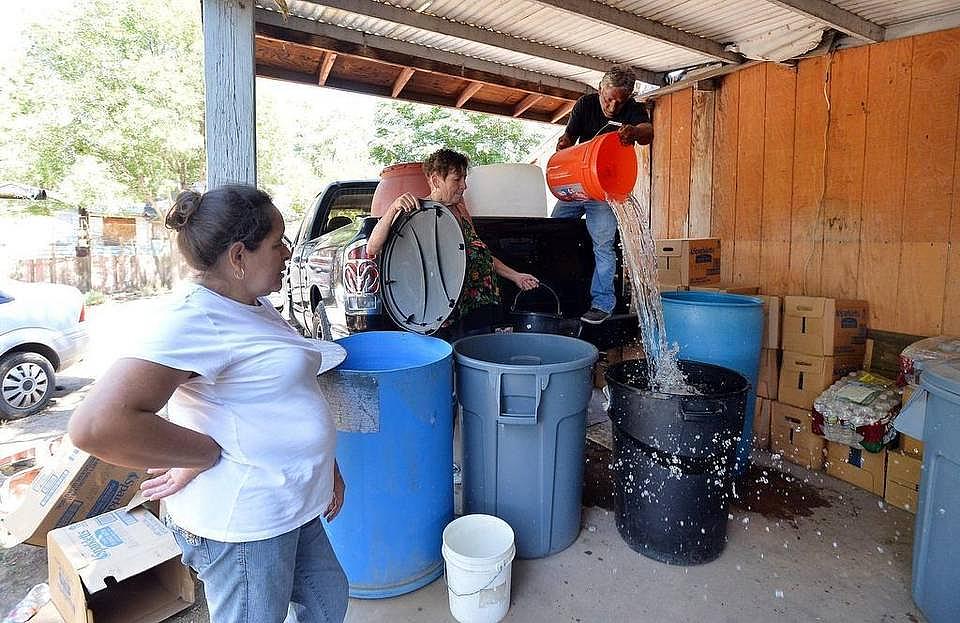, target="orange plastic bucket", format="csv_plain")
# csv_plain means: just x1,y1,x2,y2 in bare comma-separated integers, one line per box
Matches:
546,132,638,202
